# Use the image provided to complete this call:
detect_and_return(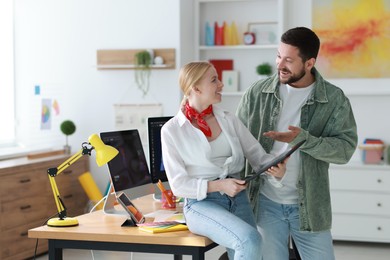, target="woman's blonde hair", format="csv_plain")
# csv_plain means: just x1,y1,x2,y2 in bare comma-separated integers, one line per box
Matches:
179,61,213,106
